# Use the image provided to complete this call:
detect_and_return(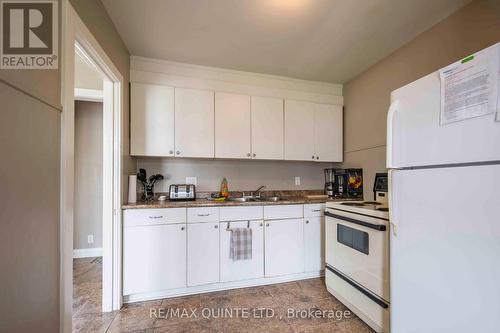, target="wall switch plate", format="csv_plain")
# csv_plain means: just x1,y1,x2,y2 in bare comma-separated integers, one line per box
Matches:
295,177,301,186
87,235,94,244
186,177,197,186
